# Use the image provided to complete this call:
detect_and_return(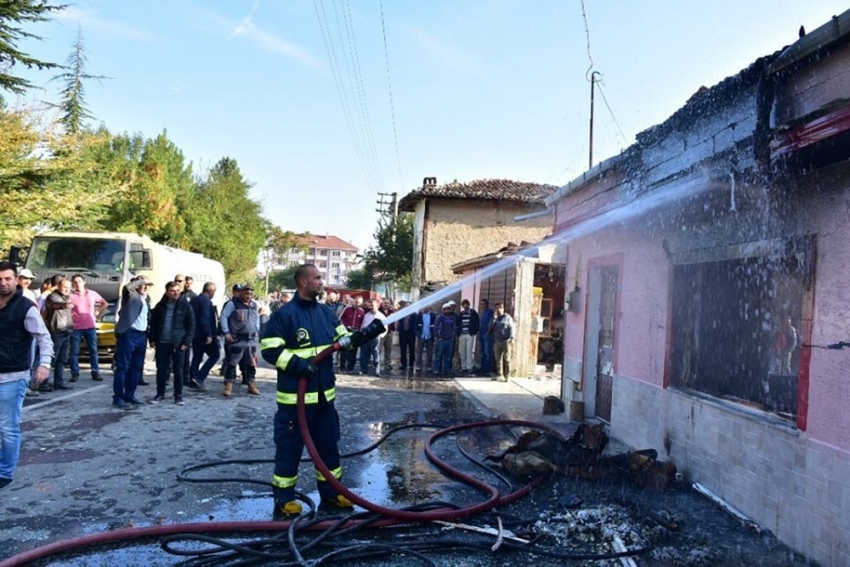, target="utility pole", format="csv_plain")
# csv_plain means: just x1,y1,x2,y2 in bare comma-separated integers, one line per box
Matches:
375,191,398,299
589,71,600,170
